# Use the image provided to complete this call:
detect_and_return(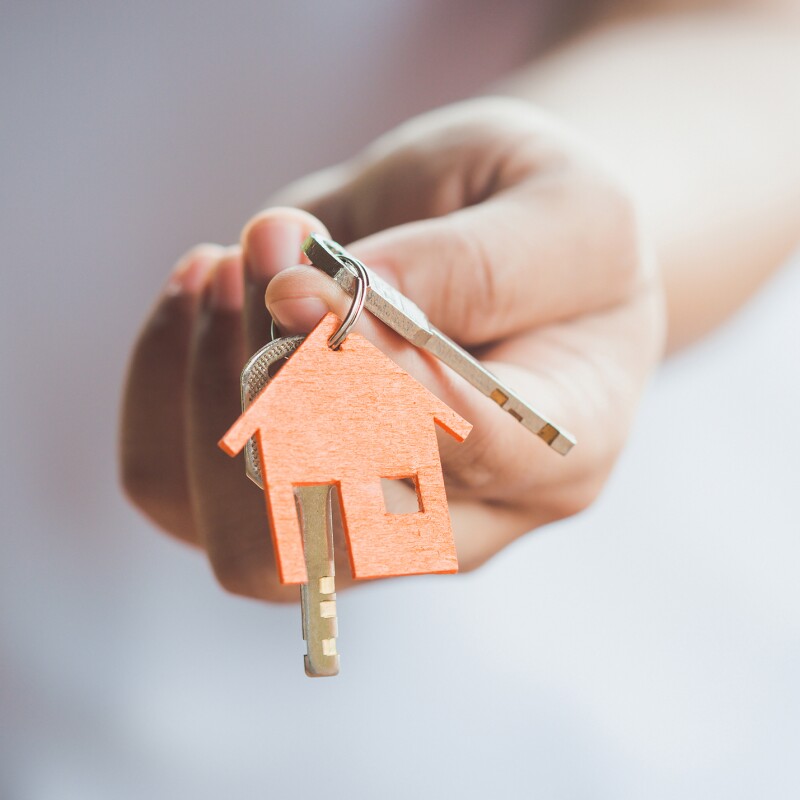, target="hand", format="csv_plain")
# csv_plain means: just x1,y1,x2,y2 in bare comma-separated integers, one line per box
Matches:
120,98,665,602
